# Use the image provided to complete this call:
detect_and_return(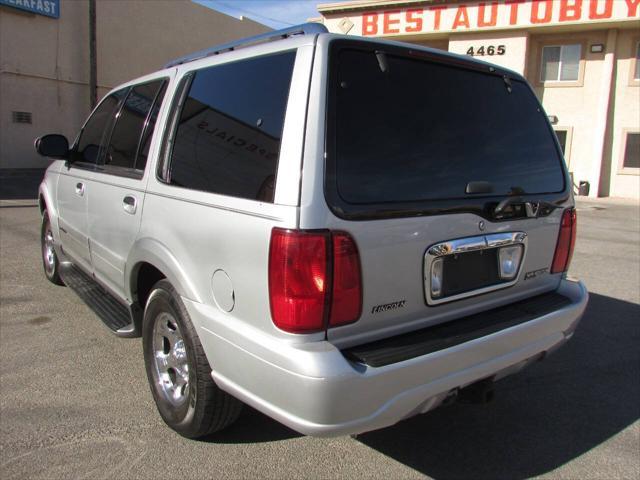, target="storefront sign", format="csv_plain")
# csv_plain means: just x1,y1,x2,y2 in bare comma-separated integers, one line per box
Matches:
326,0,640,37
0,0,59,18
